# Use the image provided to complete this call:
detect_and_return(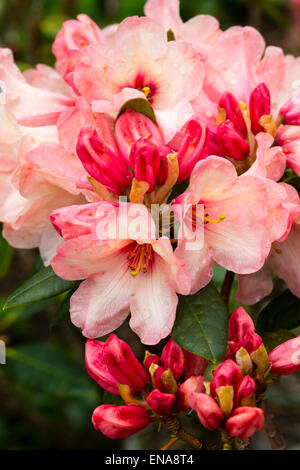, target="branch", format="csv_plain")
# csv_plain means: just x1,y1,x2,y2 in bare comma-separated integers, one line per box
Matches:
162,416,203,449
262,400,287,450
160,437,179,450
221,271,235,307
